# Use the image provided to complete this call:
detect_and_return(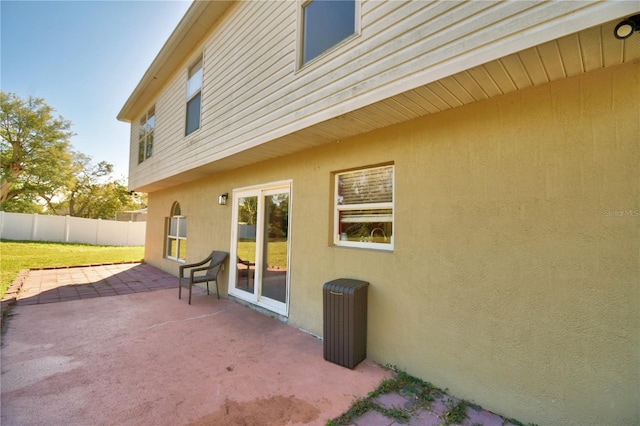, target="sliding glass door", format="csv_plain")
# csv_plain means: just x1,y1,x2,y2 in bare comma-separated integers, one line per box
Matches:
229,182,291,316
